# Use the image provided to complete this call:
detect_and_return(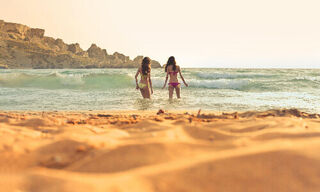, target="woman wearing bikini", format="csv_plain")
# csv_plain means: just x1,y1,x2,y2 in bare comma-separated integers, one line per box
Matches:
135,57,153,98
162,56,188,99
